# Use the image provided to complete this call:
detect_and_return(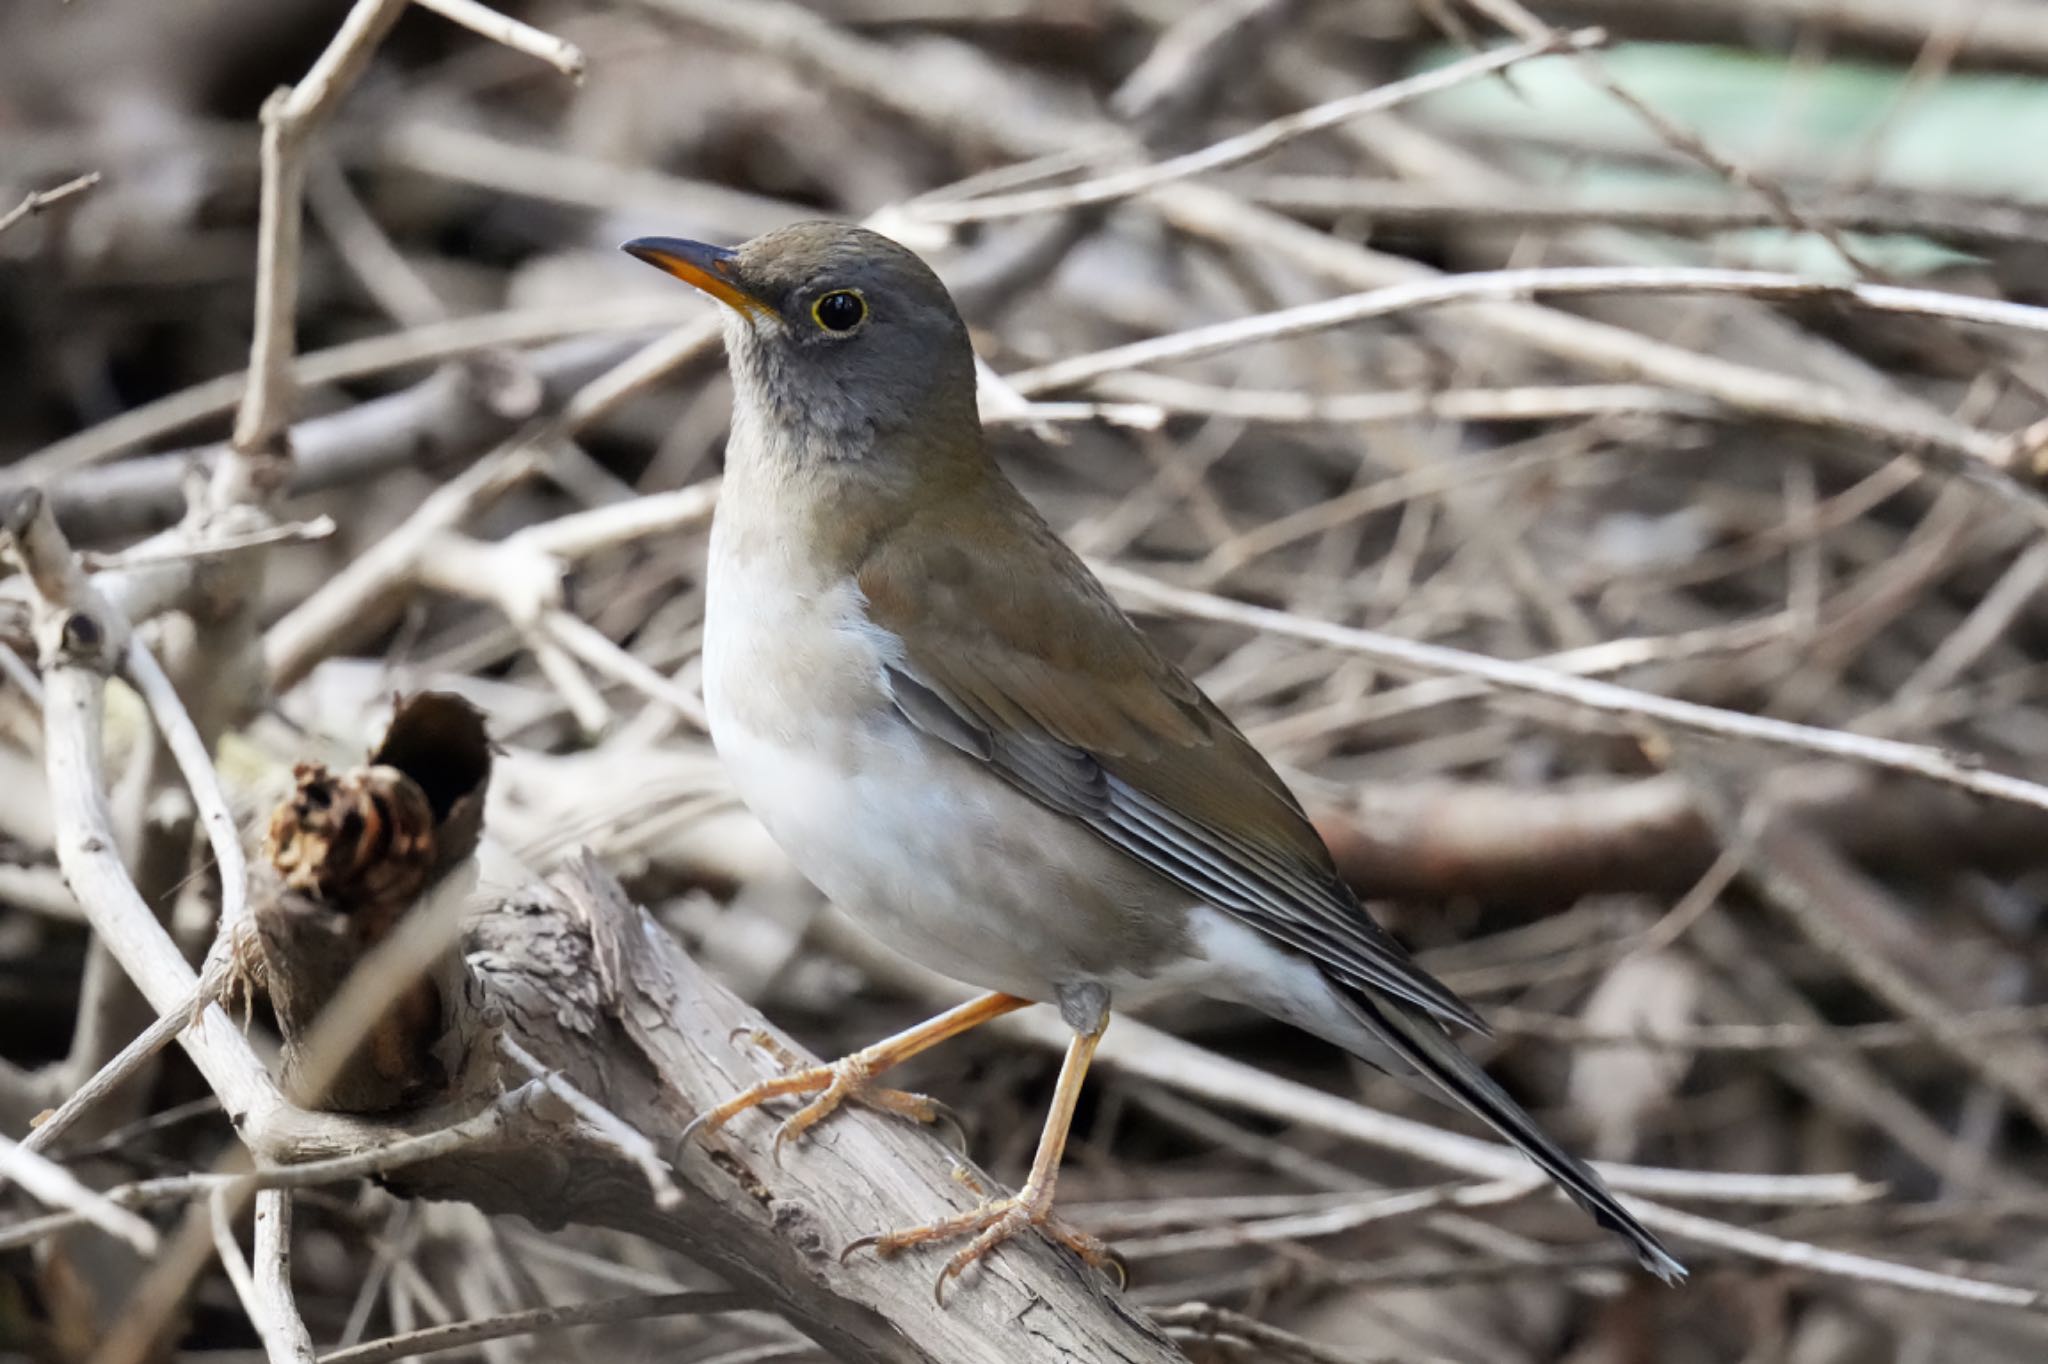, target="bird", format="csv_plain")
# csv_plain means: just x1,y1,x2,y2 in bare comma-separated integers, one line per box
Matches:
623,221,1686,1296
